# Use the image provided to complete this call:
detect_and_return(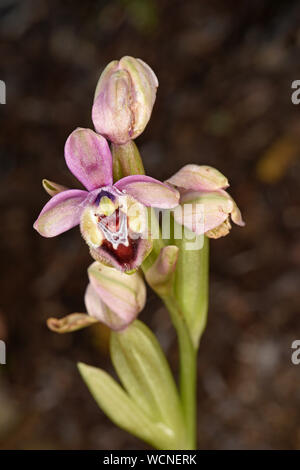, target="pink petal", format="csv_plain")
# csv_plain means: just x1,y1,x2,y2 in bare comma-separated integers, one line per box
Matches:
64,128,113,191
166,164,229,192
33,189,88,237
114,175,179,208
